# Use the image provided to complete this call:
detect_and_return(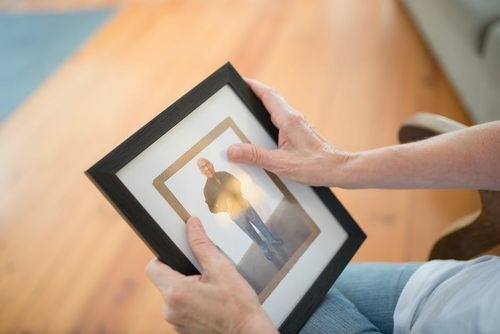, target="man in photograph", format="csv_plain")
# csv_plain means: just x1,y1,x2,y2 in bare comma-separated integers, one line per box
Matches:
197,157,283,263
